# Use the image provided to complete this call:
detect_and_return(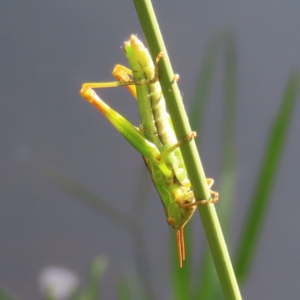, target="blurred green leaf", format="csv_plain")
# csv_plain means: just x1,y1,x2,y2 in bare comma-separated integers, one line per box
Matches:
44,289,57,300
0,287,18,300
235,69,300,282
117,277,132,300
70,287,84,300
189,36,220,135
196,32,238,299
85,256,108,300
42,166,134,230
